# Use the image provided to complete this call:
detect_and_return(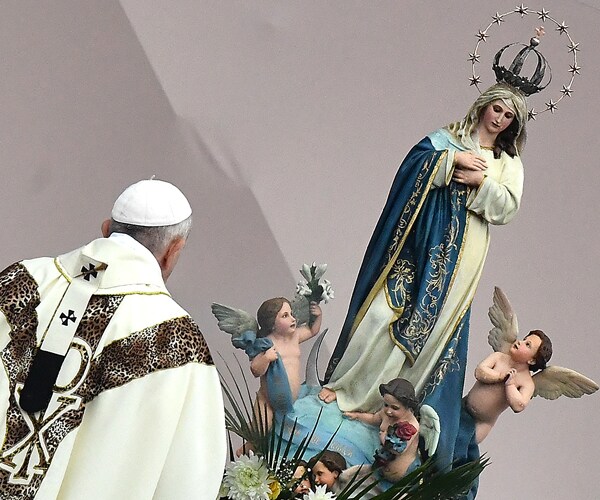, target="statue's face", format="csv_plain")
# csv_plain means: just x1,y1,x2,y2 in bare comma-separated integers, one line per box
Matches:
480,99,515,137
272,302,296,335
312,461,339,489
382,393,410,420
292,465,311,495
510,335,541,364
